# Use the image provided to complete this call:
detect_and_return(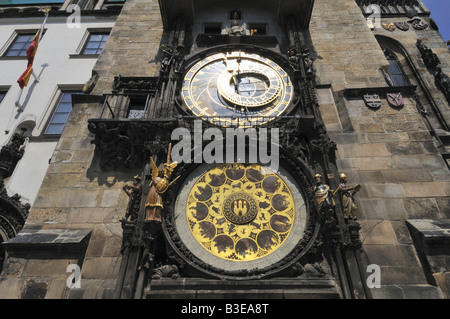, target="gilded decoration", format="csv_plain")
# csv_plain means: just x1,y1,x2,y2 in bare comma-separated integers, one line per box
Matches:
186,163,295,262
